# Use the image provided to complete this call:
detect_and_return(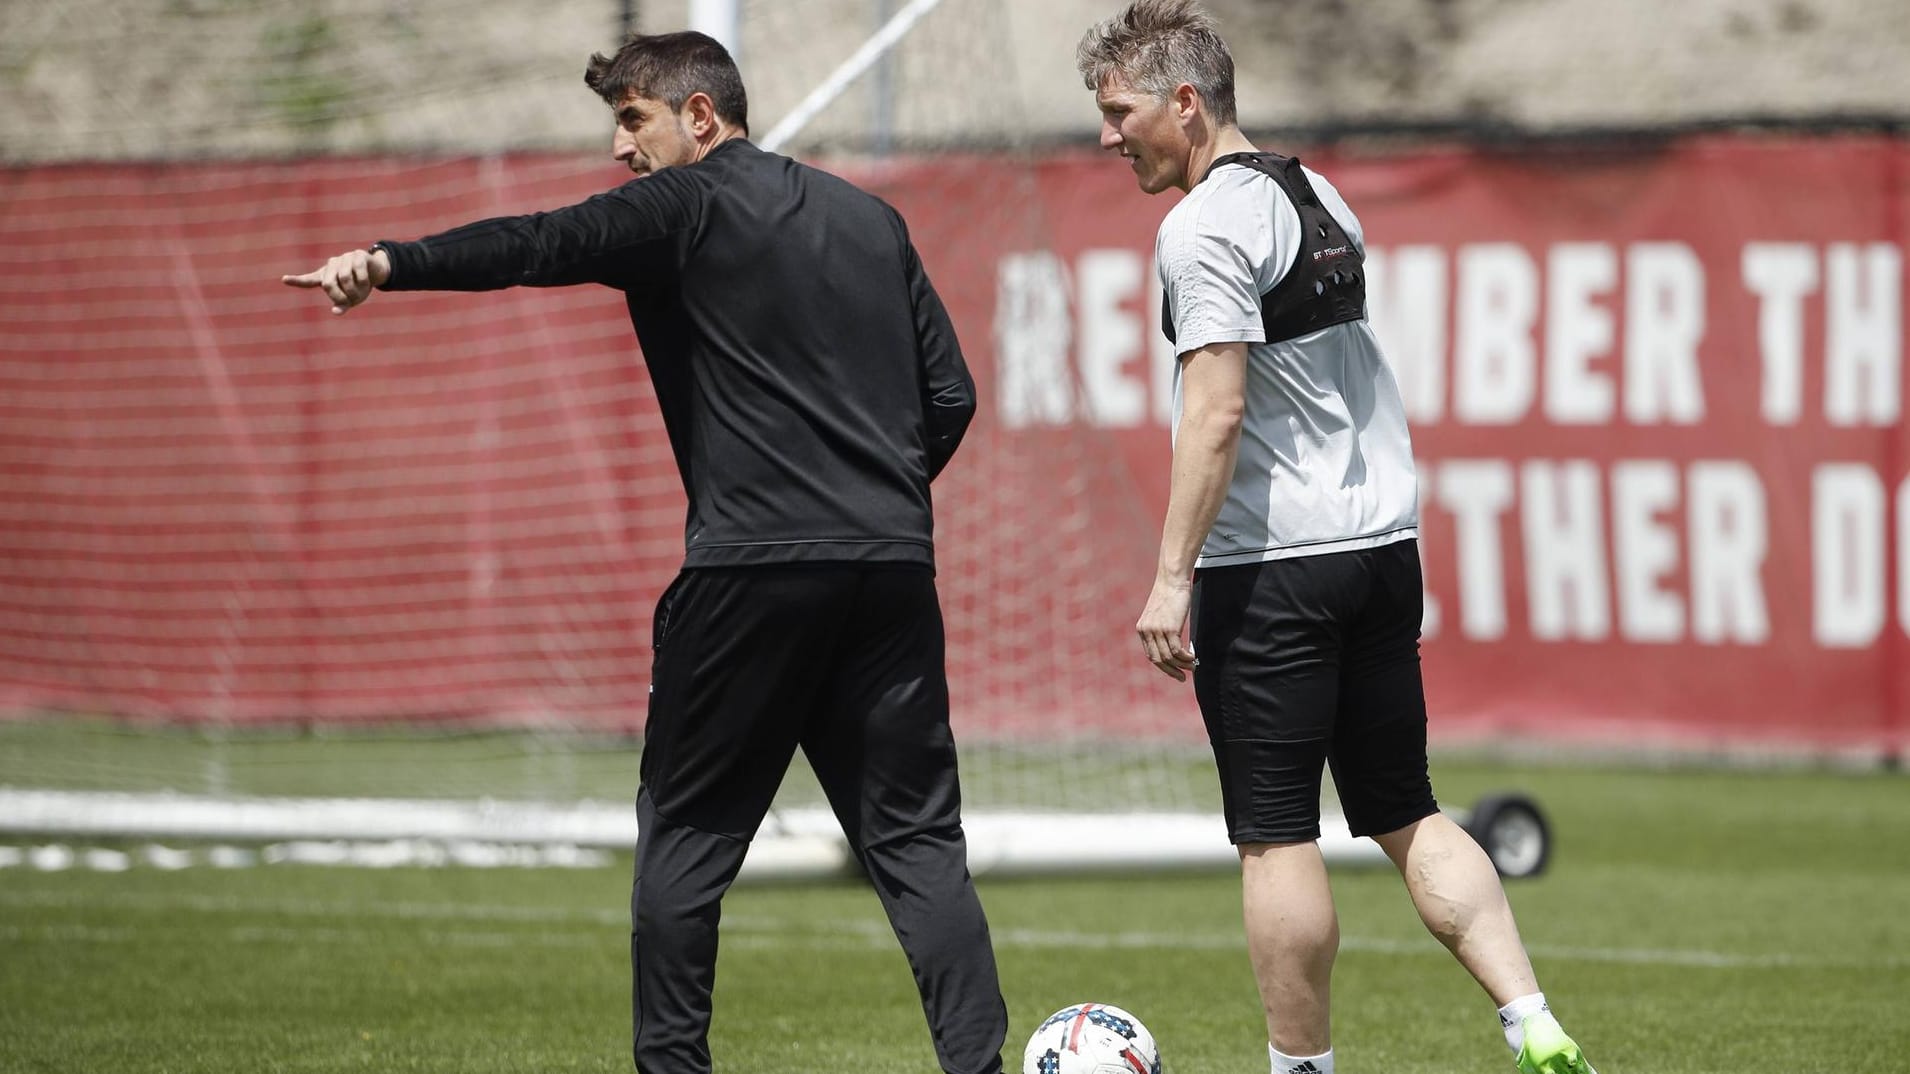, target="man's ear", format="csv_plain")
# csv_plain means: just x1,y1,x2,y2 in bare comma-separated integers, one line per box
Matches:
1175,82,1201,124
684,92,719,137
